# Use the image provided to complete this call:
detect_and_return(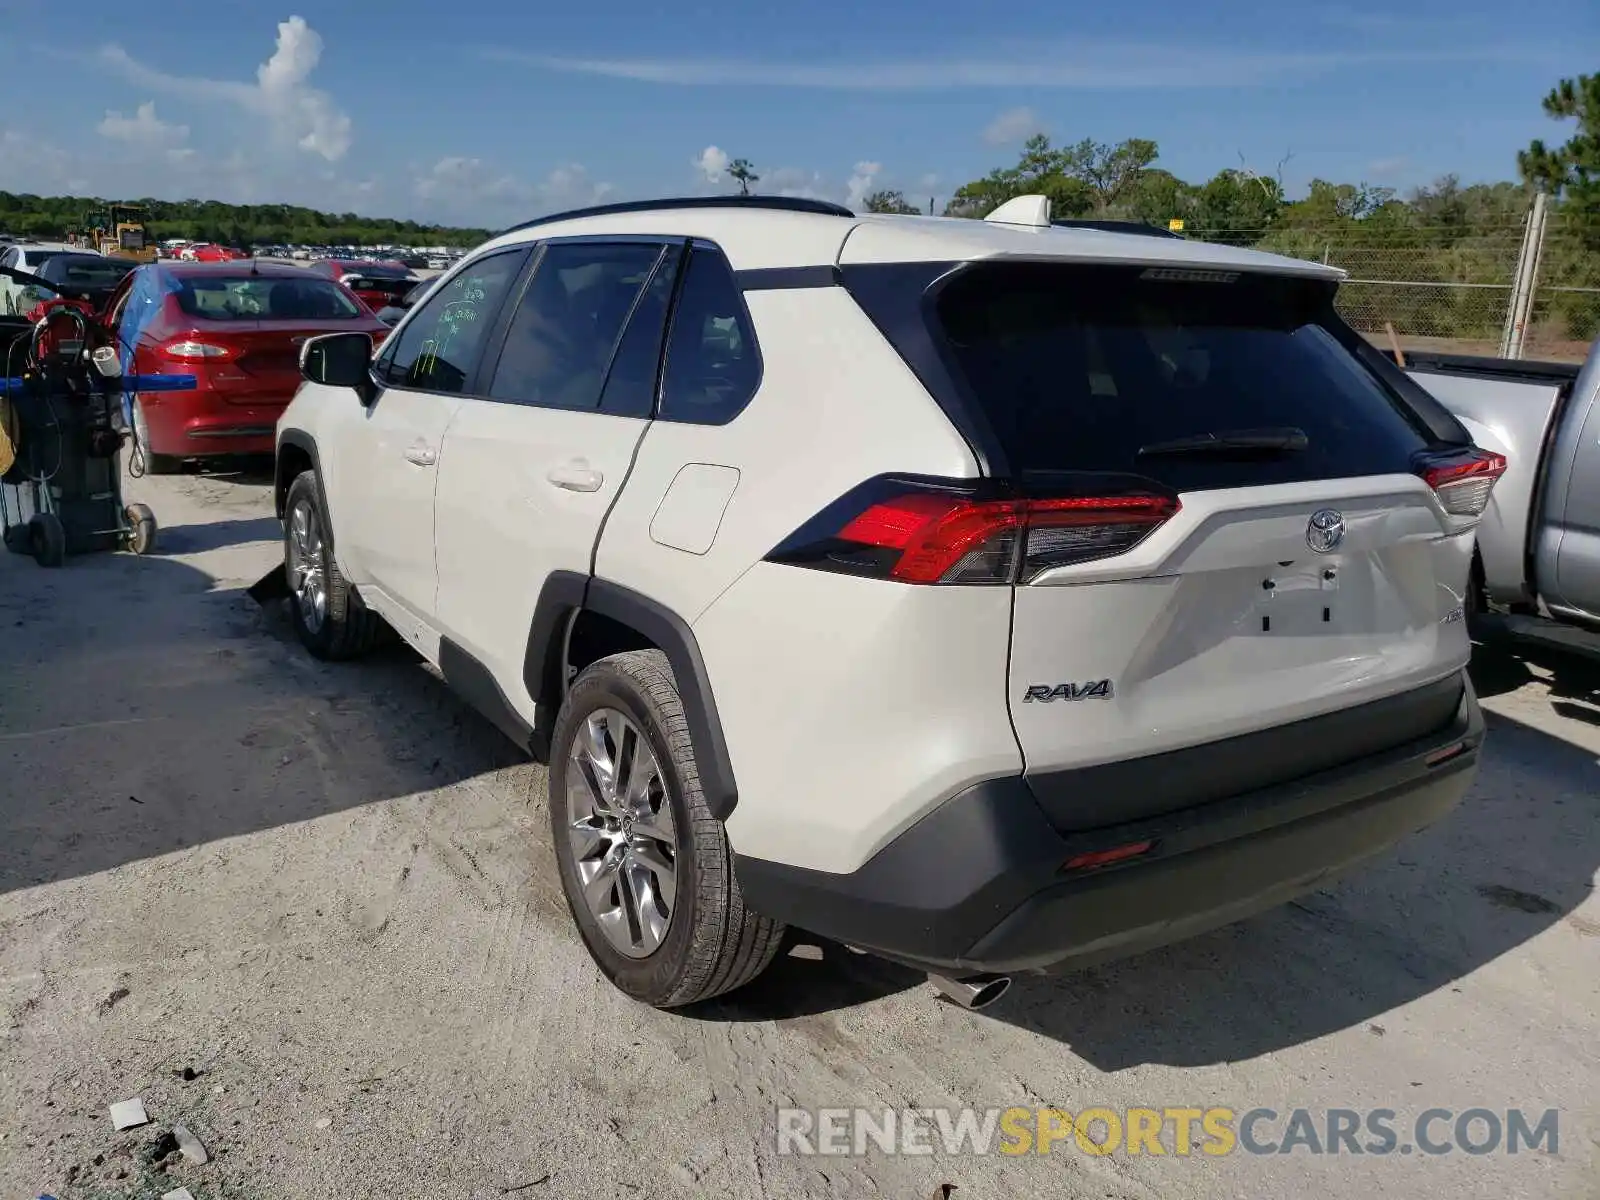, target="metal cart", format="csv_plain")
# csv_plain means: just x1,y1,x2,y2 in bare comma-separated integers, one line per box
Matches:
1,306,194,567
